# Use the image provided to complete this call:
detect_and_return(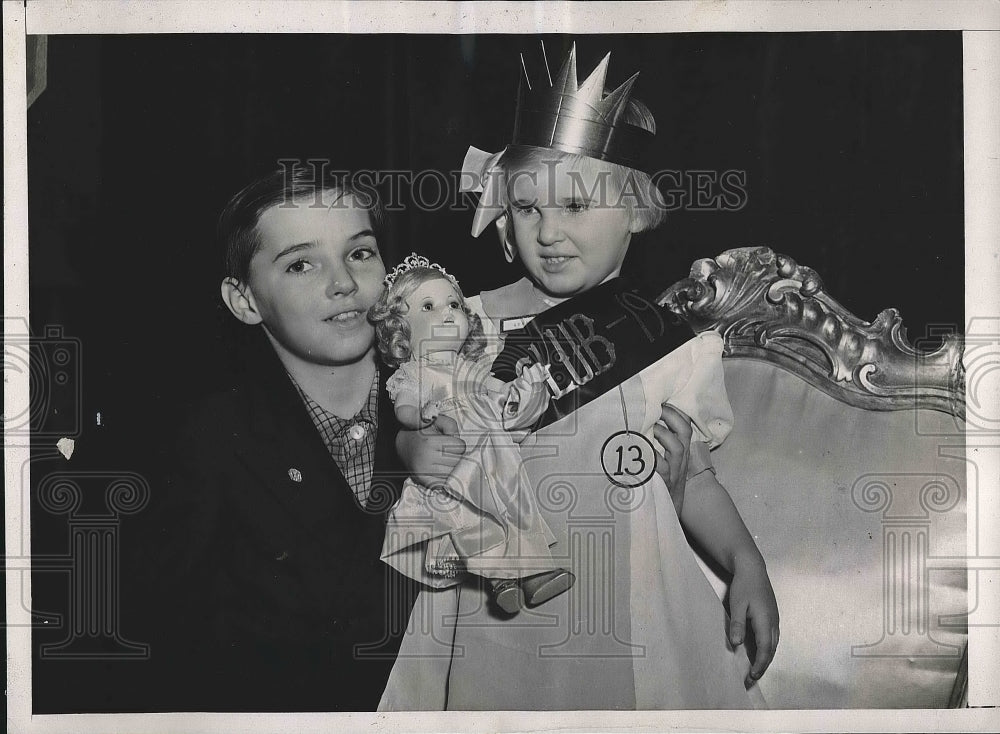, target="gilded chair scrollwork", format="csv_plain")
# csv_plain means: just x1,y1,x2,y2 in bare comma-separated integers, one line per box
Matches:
658,247,968,708
658,246,966,419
